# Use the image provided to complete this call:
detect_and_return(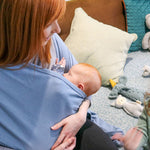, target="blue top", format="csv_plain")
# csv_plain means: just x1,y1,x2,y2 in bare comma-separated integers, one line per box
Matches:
0,34,86,150
0,34,124,150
